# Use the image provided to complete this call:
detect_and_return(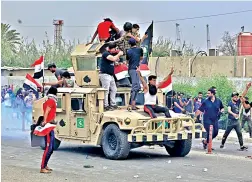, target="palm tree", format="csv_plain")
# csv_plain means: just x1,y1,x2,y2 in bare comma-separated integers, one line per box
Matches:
1,23,21,53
